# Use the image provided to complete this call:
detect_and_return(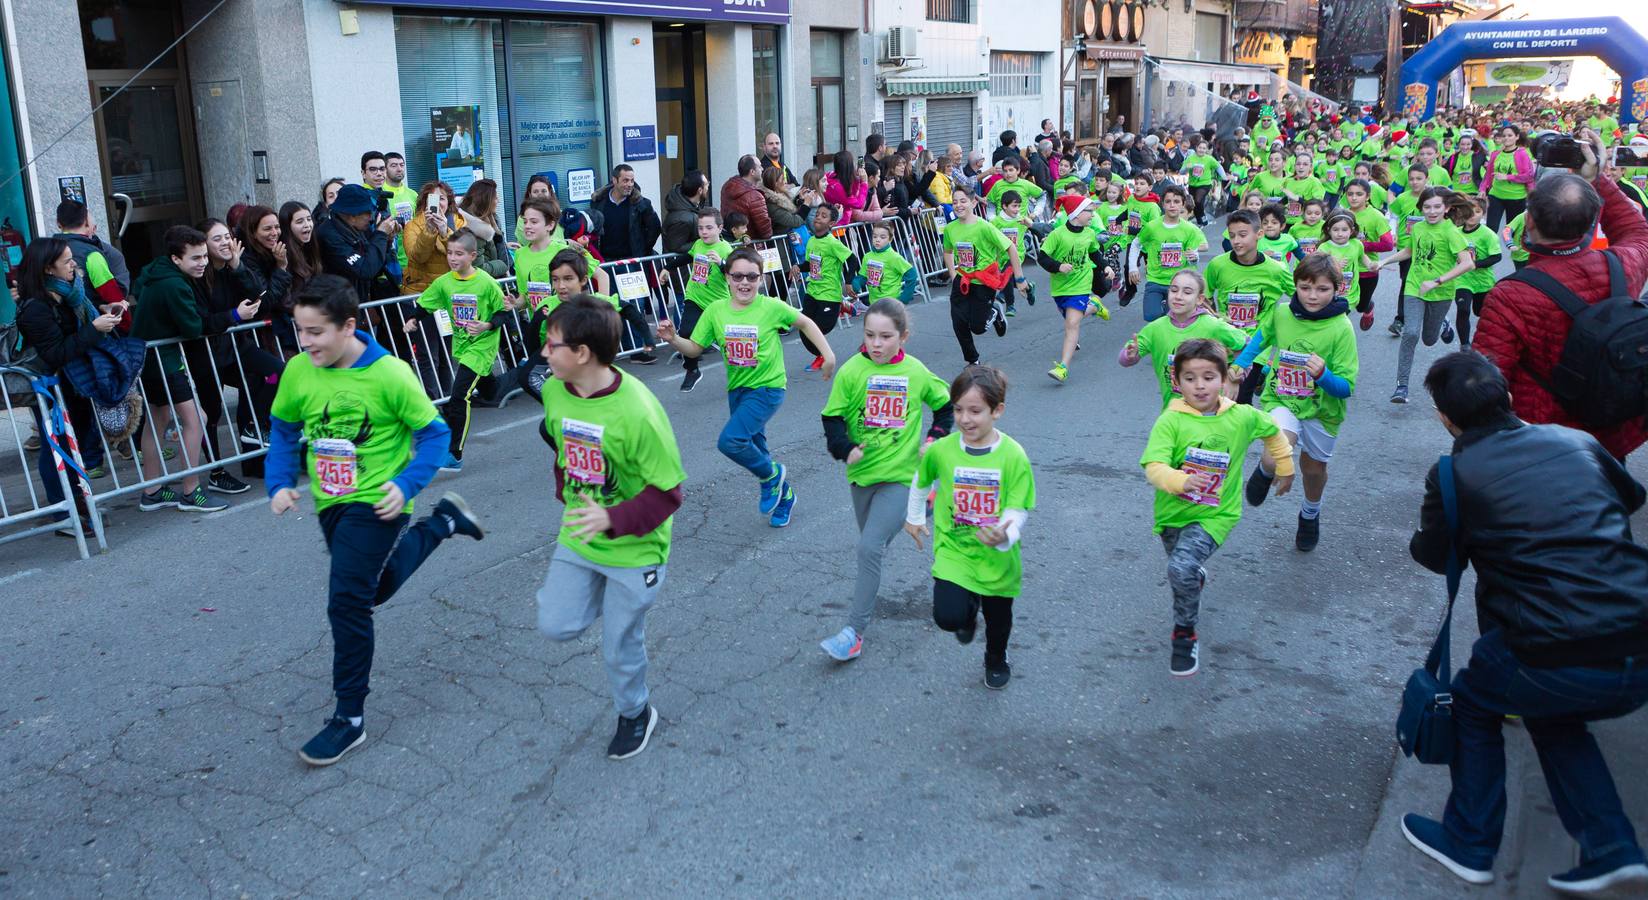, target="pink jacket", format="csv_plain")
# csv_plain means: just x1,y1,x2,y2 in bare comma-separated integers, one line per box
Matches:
1481,147,1535,194
824,173,883,224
